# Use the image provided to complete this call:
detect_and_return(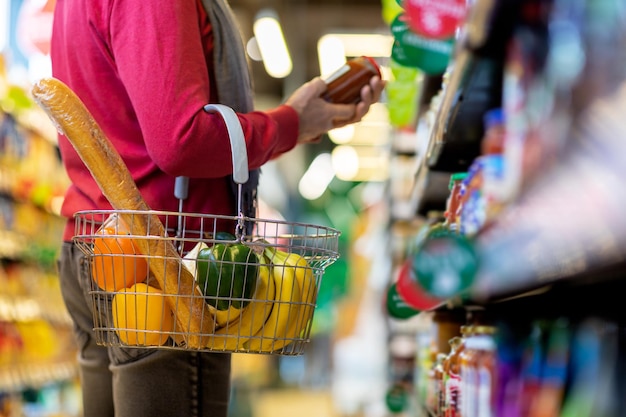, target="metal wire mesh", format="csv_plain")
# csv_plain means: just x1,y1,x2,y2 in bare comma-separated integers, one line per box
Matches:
72,209,340,355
